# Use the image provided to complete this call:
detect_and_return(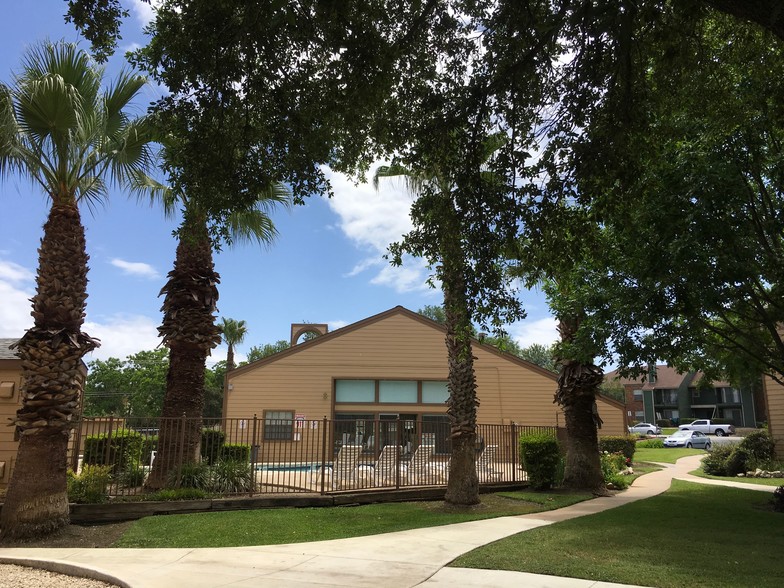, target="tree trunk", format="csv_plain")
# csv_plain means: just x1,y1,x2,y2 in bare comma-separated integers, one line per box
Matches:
442,212,480,507
226,344,235,372
145,213,221,490
555,316,606,493
0,203,97,541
